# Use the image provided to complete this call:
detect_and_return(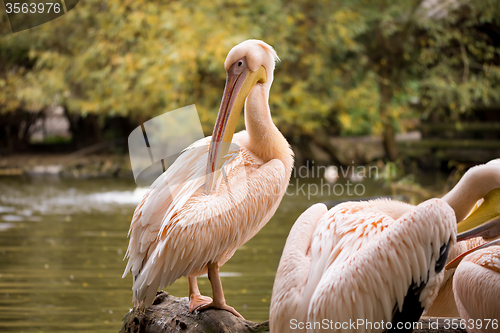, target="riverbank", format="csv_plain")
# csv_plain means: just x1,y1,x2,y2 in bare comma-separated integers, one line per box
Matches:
1,128,495,180
0,153,133,178
0,132,417,179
